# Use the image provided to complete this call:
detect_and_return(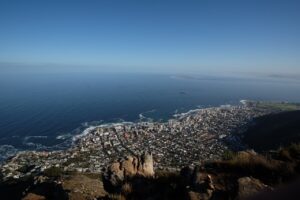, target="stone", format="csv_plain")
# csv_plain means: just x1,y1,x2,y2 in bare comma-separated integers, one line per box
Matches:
22,193,46,200
104,152,155,188
137,152,154,177
108,162,124,186
121,156,138,177
186,166,215,200
237,177,273,199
